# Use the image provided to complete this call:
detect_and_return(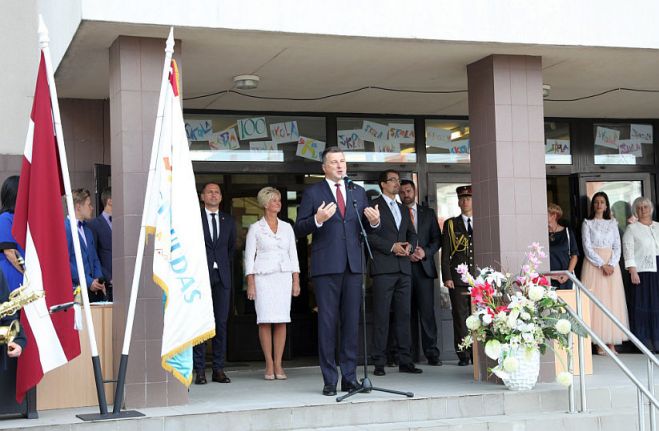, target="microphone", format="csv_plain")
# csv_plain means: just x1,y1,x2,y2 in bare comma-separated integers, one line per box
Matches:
343,176,355,189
